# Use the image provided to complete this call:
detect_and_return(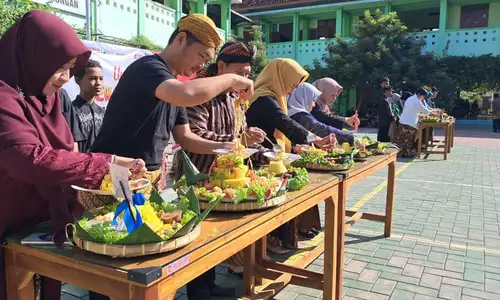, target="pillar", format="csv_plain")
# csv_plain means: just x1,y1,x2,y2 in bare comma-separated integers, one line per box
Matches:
384,2,392,14
336,9,343,38
302,19,310,41
292,12,300,60
438,0,448,55
342,11,351,37
197,0,207,14
137,0,145,36
91,0,98,41
263,21,271,43
166,0,183,24
221,0,231,39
